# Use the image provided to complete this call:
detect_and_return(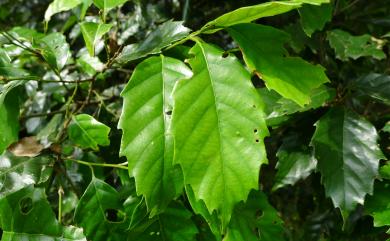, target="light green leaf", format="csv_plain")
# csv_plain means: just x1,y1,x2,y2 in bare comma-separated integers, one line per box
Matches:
311,107,384,219
299,3,332,36
172,40,269,229
118,56,192,215
93,0,128,15
0,186,86,240
36,32,70,70
80,22,113,56
0,152,53,197
44,0,83,22
0,80,25,155
365,181,390,227
352,73,390,105
74,177,123,241
225,190,285,241
228,23,329,106
127,202,198,241
327,29,386,61
68,114,110,150
273,134,317,190
76,52,104,76
117,20,191,64
202,0,329,31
